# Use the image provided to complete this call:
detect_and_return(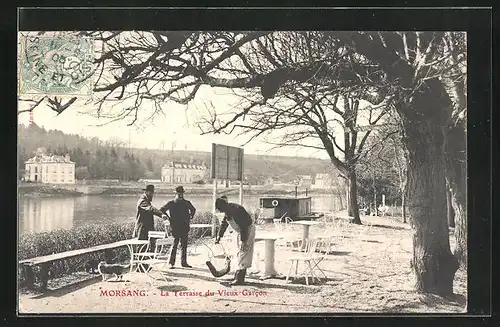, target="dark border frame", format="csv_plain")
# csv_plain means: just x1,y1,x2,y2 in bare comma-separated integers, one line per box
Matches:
3,5,493,325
